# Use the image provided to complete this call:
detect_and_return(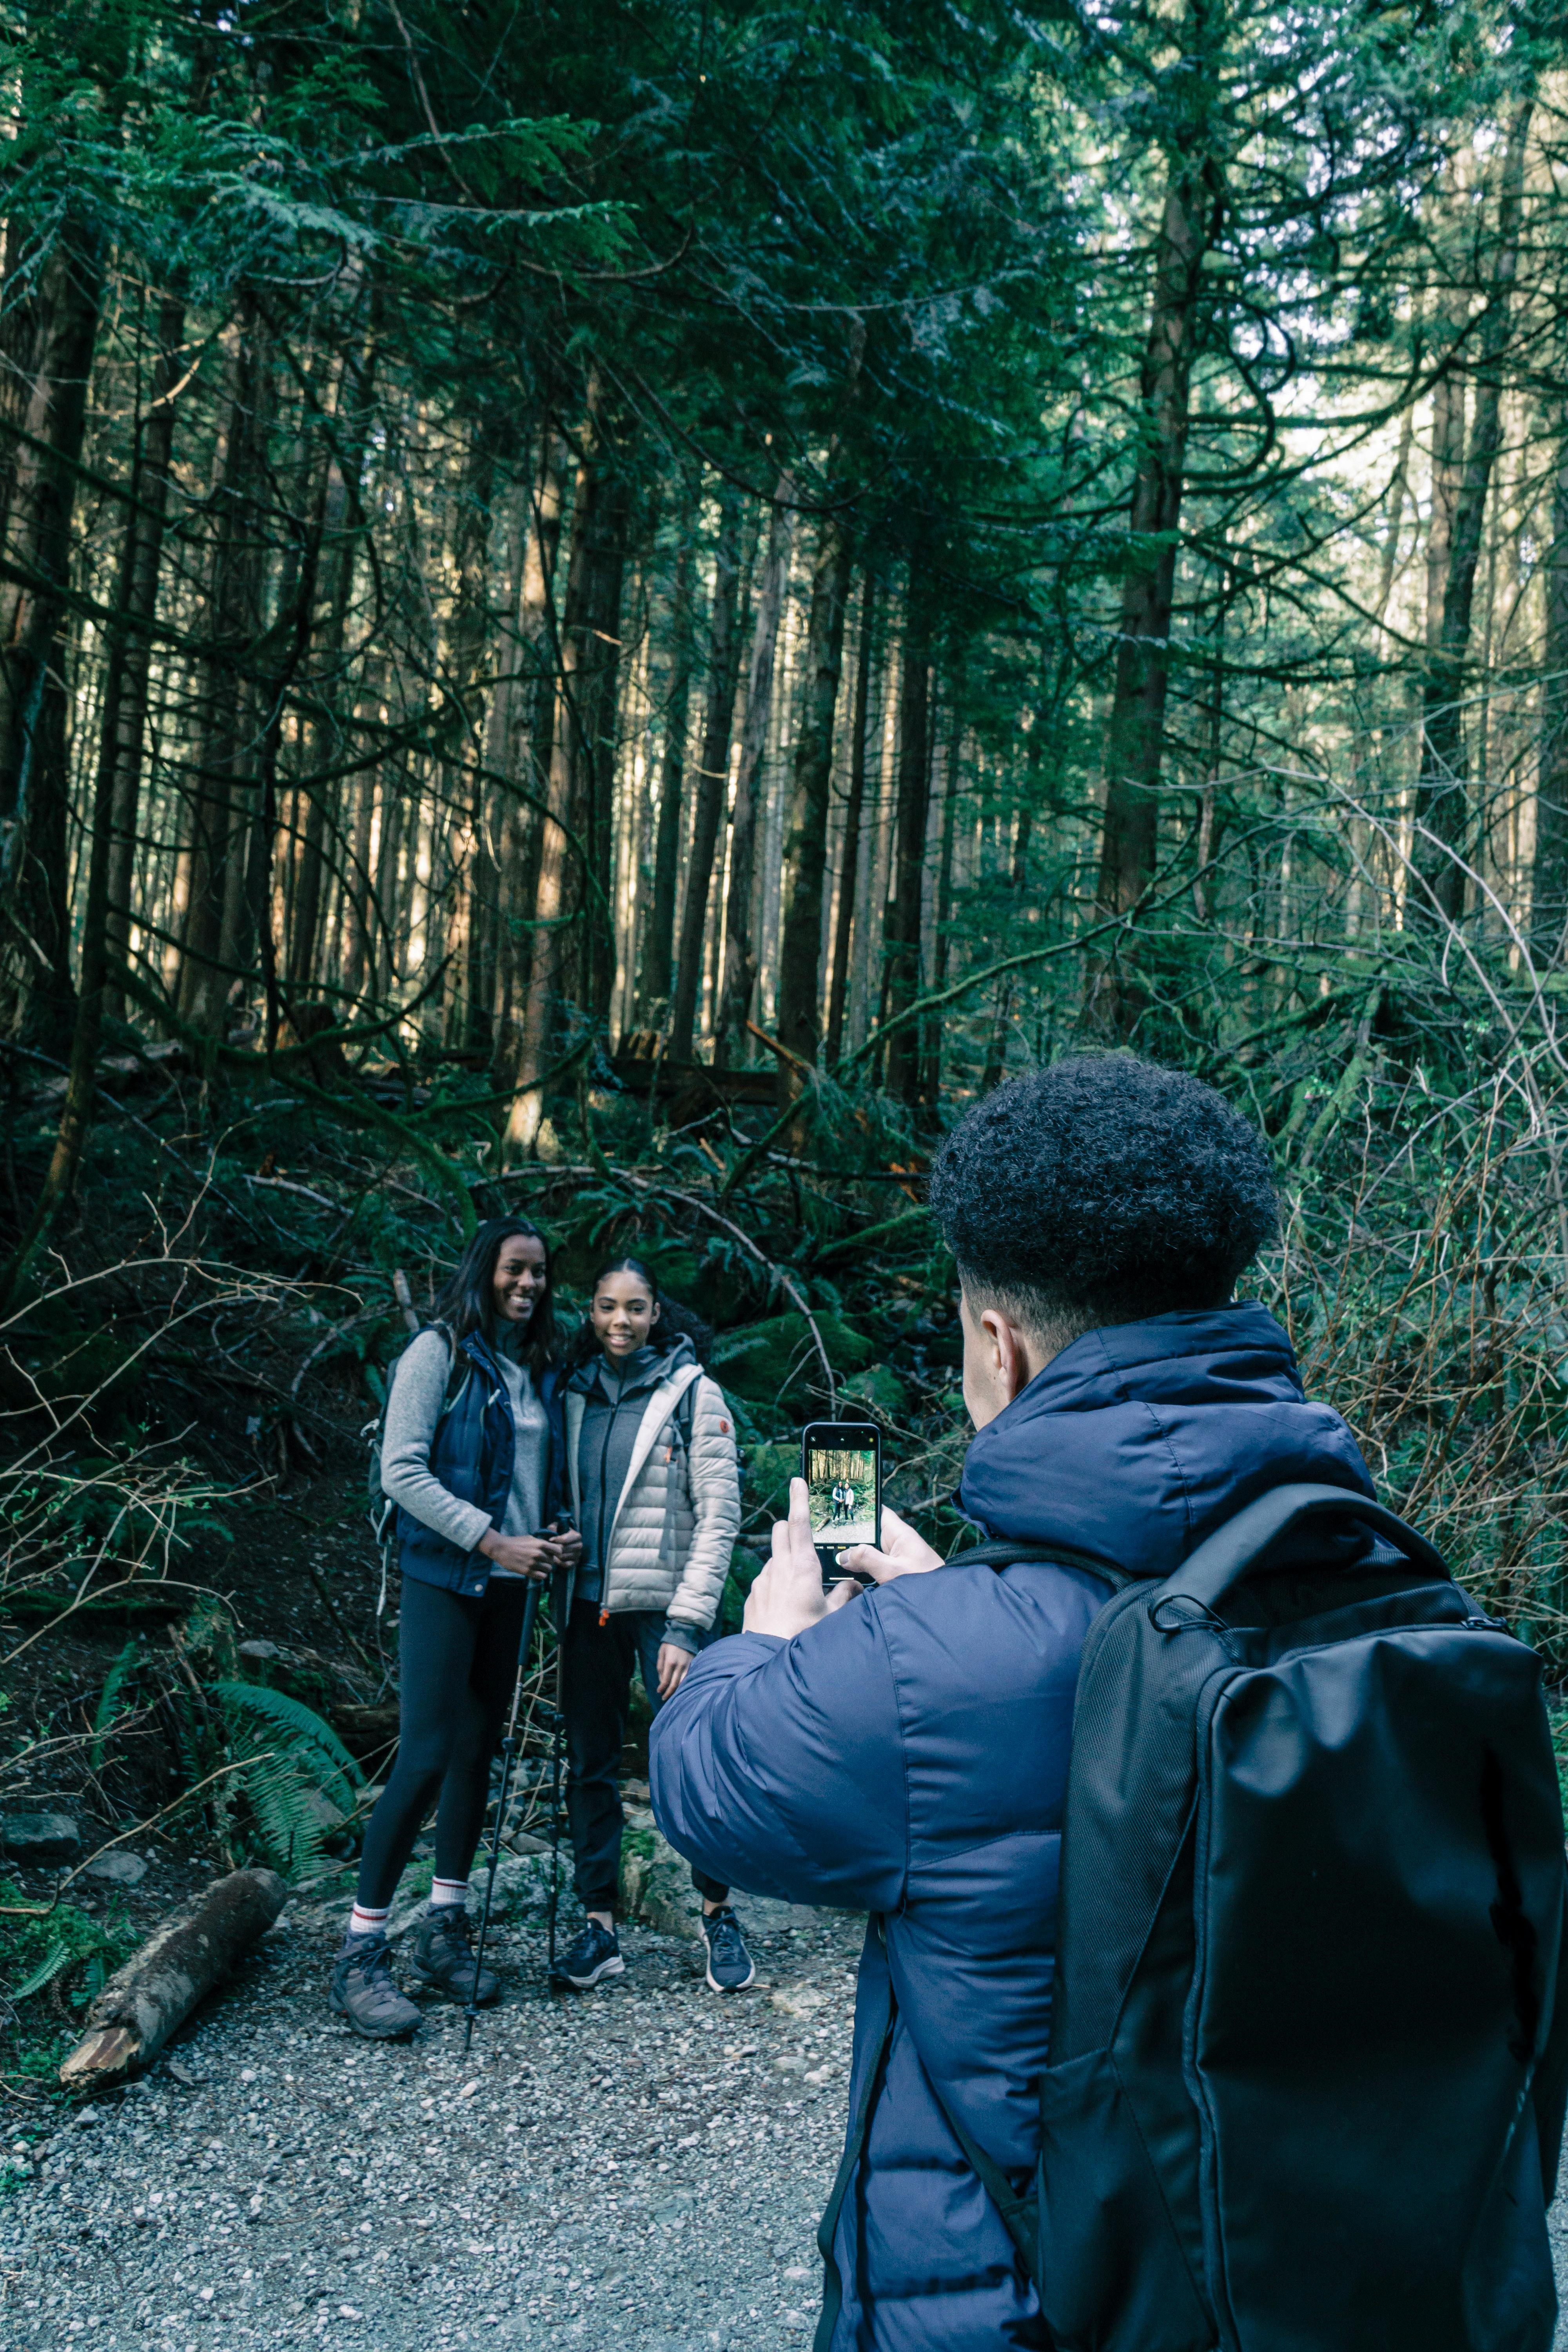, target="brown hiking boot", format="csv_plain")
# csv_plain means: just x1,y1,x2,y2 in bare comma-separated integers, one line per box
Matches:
328,1931,421,2040
407,1904,500,2004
